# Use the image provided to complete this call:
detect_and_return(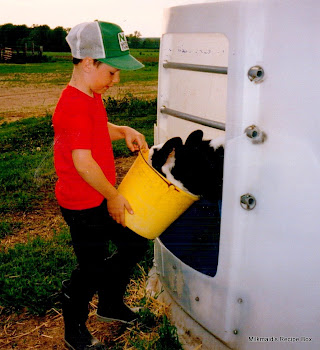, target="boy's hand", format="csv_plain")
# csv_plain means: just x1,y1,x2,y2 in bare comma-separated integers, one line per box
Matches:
124,127,148,152
107,193,134,227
